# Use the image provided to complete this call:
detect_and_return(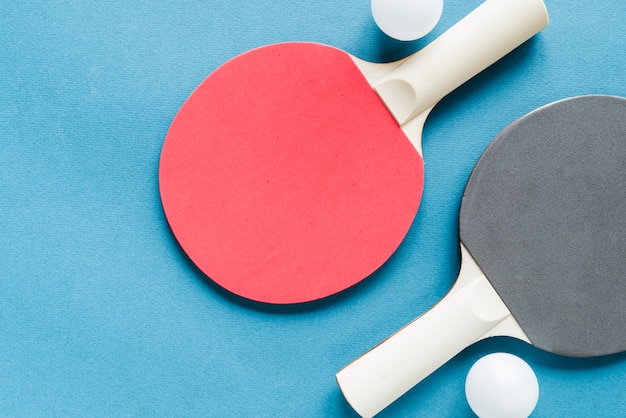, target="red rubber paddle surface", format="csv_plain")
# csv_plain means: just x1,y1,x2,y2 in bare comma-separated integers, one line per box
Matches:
159,43,424,303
